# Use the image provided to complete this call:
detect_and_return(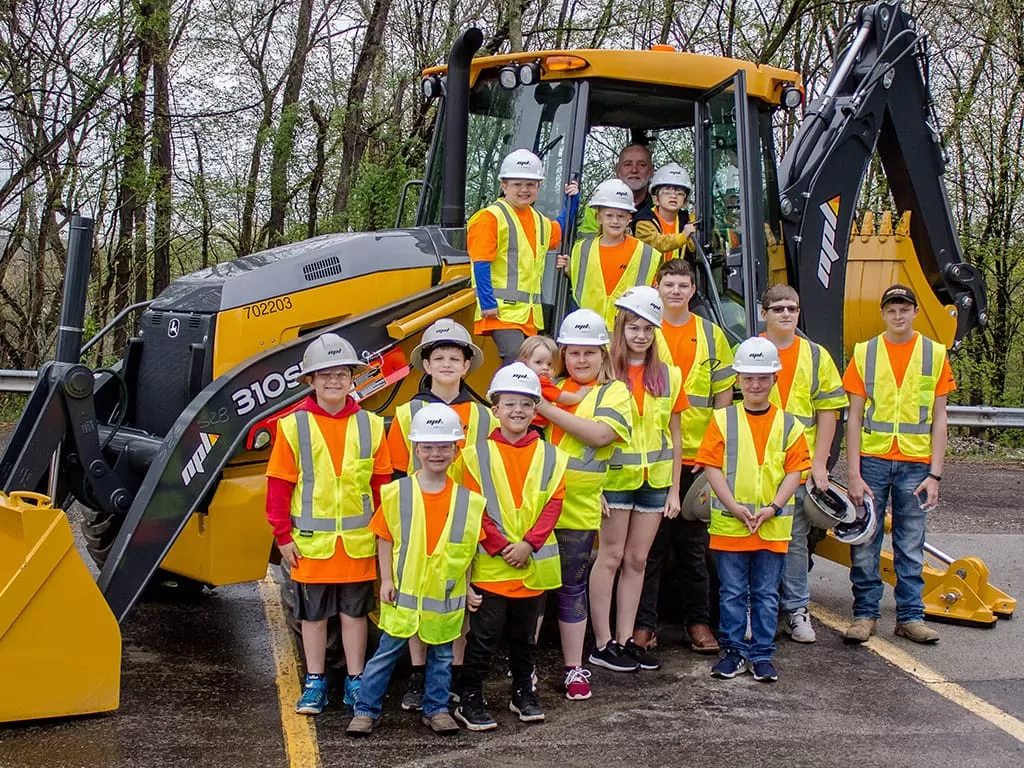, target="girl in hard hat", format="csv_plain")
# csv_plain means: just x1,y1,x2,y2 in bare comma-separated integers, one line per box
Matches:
347,403,486,737
265,333,393,715
634,163,697,262
535,309,633,701
556,179,660,330
589,287,687,674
